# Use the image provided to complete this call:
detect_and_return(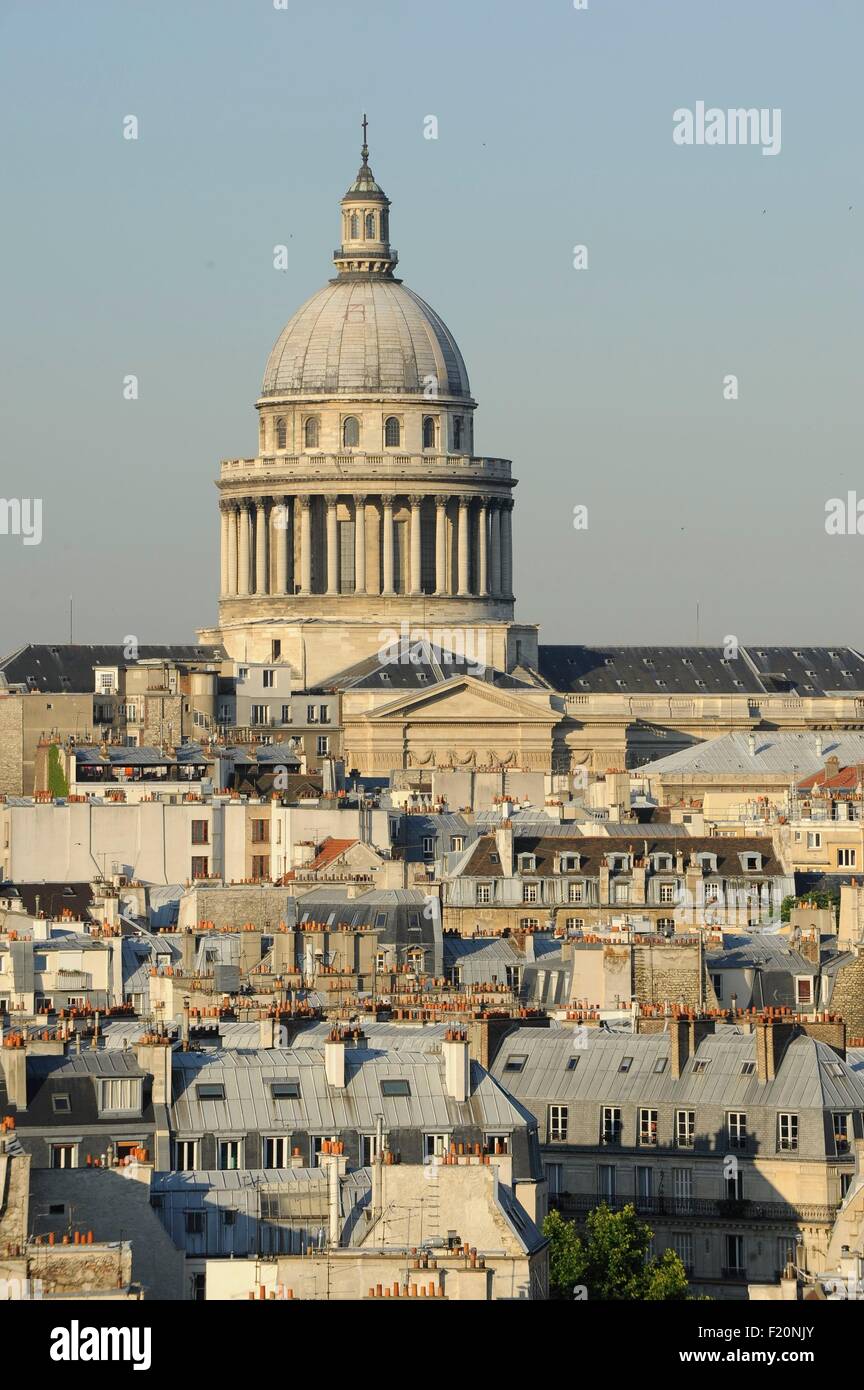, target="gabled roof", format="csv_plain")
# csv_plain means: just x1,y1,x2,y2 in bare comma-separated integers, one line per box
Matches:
307,838,361,870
